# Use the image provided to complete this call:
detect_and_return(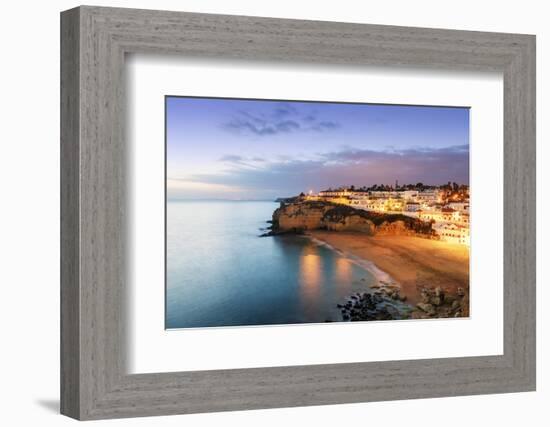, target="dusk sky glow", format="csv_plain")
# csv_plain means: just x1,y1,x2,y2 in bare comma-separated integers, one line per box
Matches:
166,96,470,200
